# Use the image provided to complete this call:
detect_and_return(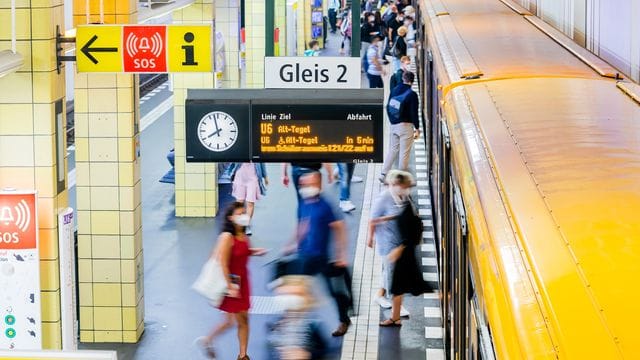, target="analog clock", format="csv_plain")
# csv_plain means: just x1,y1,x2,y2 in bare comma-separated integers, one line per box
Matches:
197,111,238,152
